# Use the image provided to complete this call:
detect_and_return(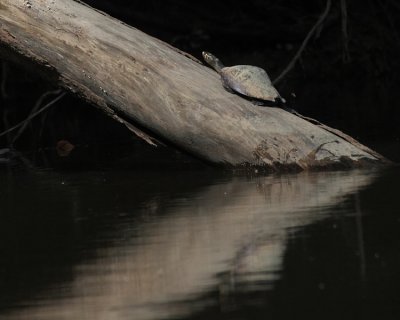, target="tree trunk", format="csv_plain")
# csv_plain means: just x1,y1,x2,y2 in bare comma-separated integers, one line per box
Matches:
0,0,390,170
